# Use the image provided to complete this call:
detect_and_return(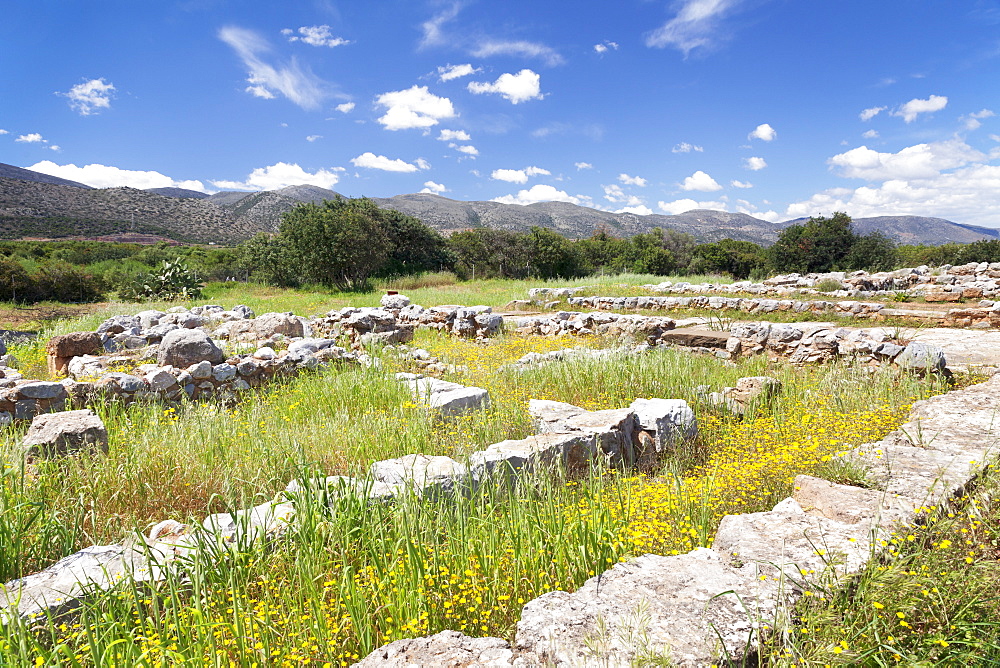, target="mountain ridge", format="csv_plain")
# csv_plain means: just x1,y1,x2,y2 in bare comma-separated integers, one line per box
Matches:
1,163,997,246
